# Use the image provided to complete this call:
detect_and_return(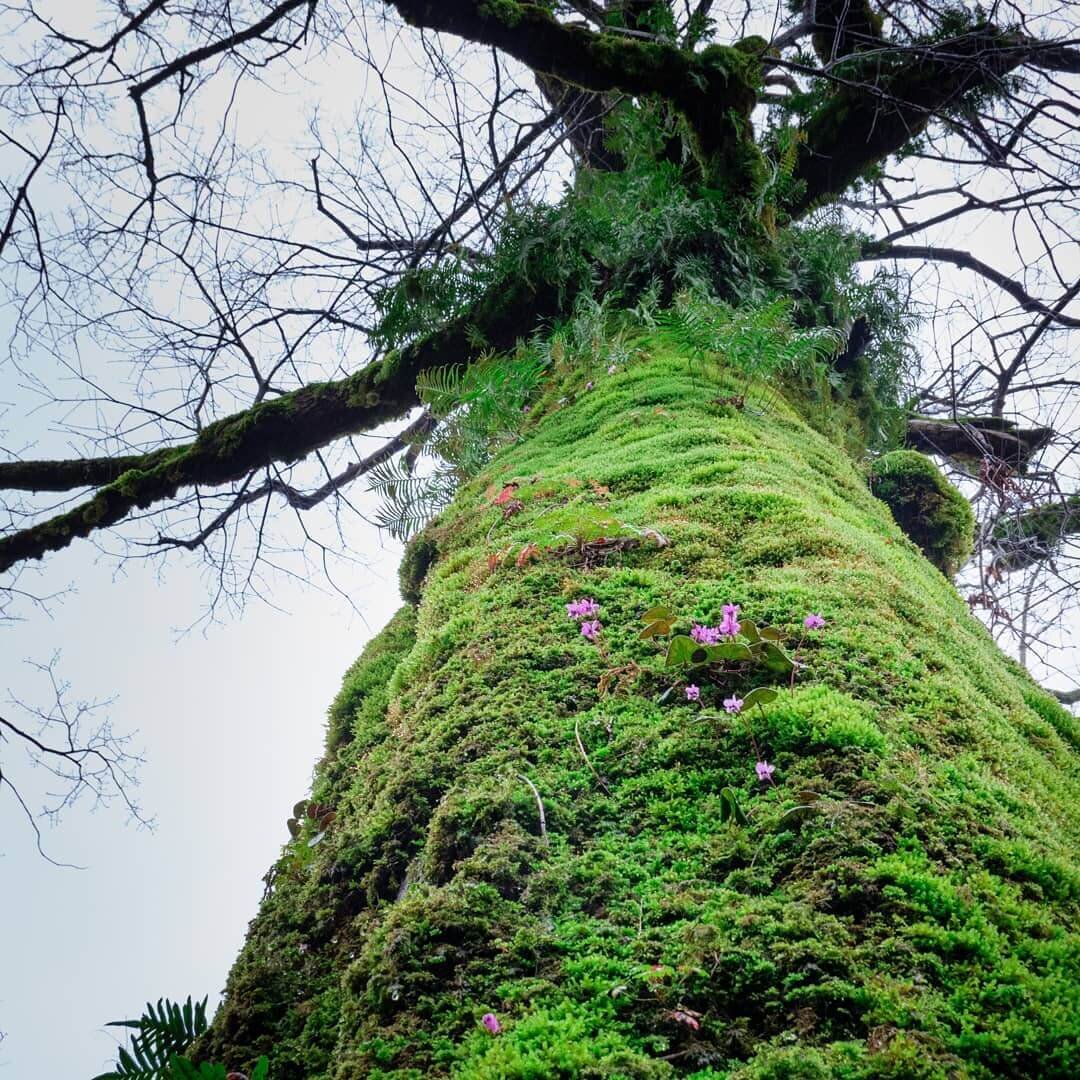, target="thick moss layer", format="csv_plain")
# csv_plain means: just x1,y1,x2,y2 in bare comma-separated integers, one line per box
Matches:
869,450,975,576
201,338,1079,1078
